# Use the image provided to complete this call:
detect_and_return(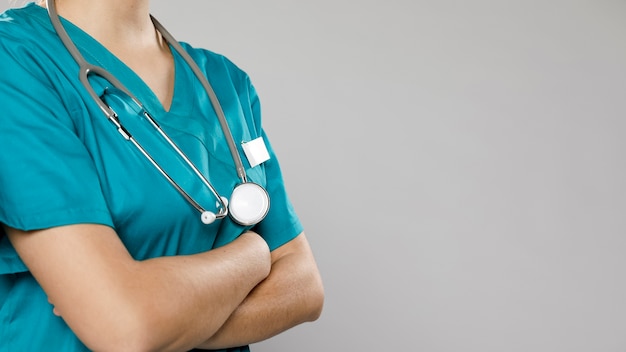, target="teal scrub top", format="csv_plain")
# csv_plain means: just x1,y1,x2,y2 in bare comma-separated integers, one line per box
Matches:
0,3,303,351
